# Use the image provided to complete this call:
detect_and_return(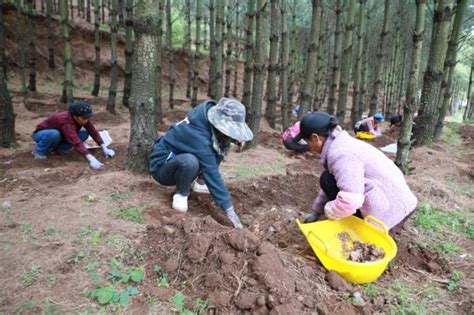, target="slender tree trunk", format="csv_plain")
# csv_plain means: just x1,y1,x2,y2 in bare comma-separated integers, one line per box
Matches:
288,0,297,105
413,0,454,146
224,0,234,97
86,0,91,22
298,0,321,118
155,0,164,123
327,0,342,115
207,0,215,97
280,0,291,130
26,0,36,91
185,0,192,98
15,0,27,97
191,0,202,107
351,0,366,125
117,0,123,26
433,0,467,141
211,0,225,100
358,35,368,119
335,0,355,124
264,0,279,127
41,0,45,12
91,0,101,96
166,0,175,108
0,0,16,148
126,0,159,172
70,0,74,21
368,0,390,116
395,0,426,172
122,0,133,106
46,0,55,69
101,0,105,22
386,26,400,118
106,0,118,113
202,15,208,50
463,63,473,121
397,49,407,113
232,5,240,98
241,0,254,115
60,0,74,103
247,0,268,147
314,12,326,111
